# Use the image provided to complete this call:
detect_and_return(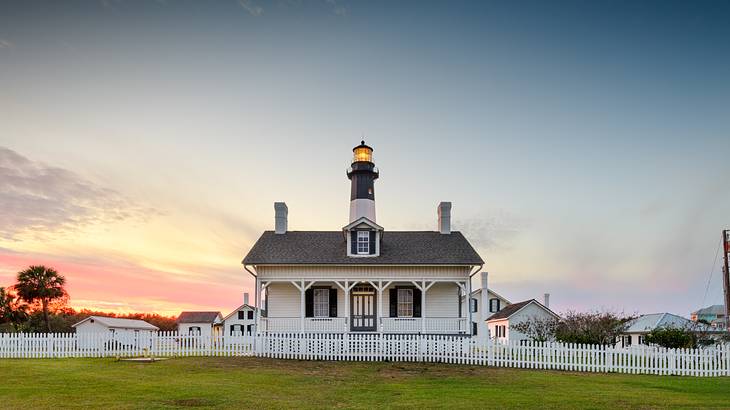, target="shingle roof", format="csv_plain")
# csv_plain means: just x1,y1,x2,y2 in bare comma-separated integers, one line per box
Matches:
485,299,558,321
242,231,484,265
486,300,534,321
177,311,222,324
72,316,159,331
